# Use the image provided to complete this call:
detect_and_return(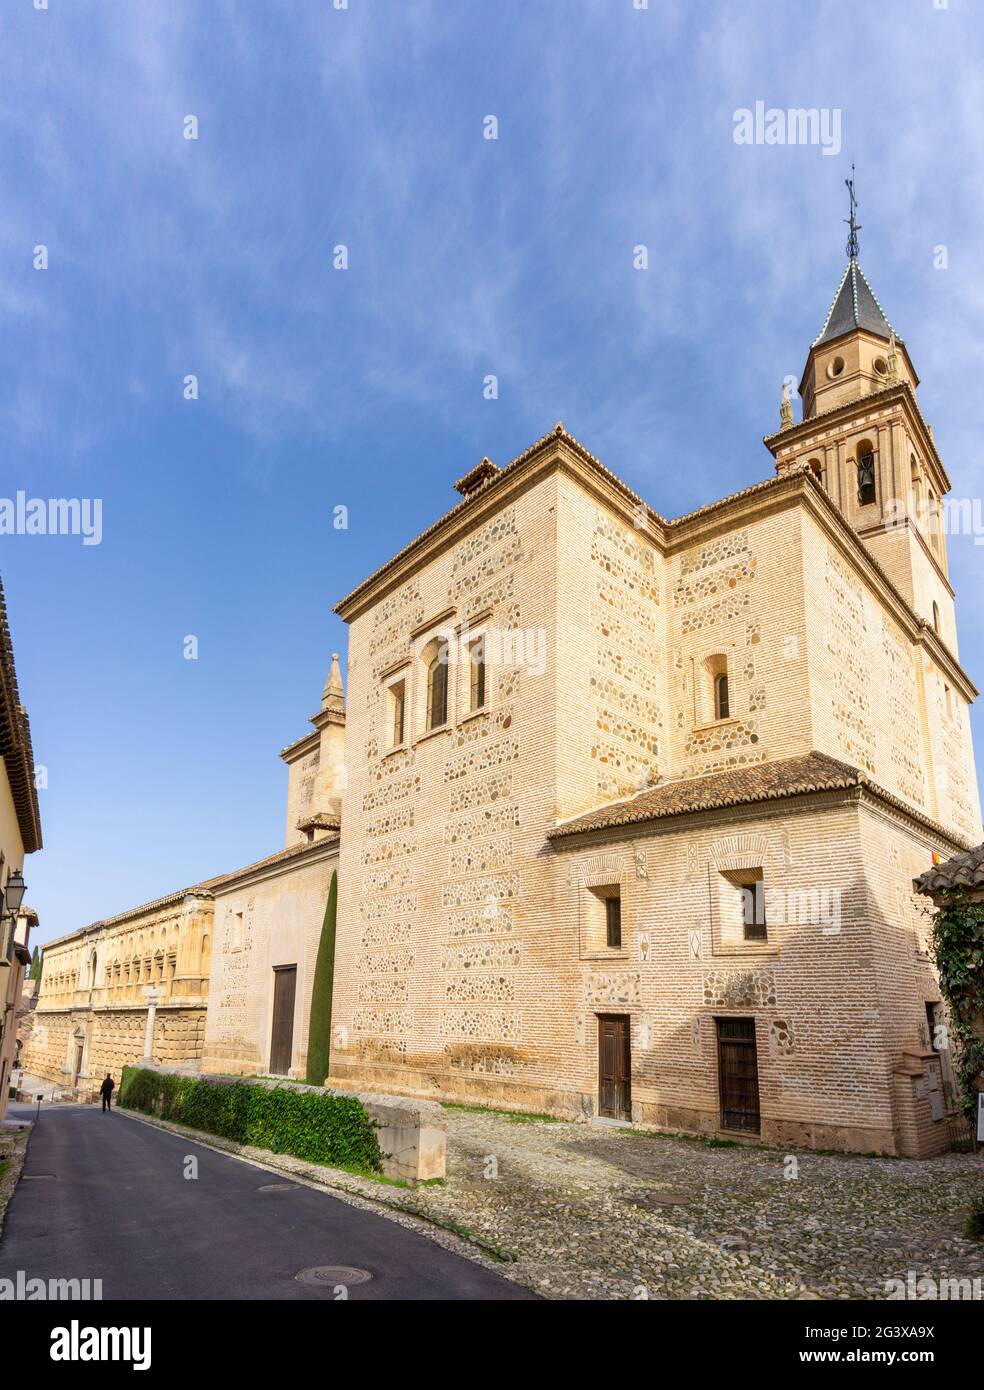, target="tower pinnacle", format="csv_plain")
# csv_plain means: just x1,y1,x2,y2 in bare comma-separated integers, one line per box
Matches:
322,652,345,713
